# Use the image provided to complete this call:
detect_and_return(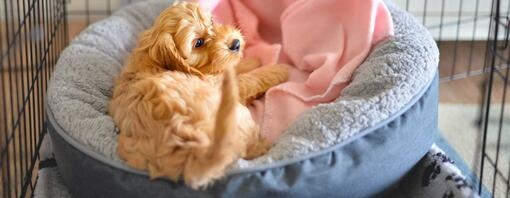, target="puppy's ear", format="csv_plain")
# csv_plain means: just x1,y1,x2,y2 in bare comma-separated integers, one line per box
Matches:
138,29,203,77
138,29,186,70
